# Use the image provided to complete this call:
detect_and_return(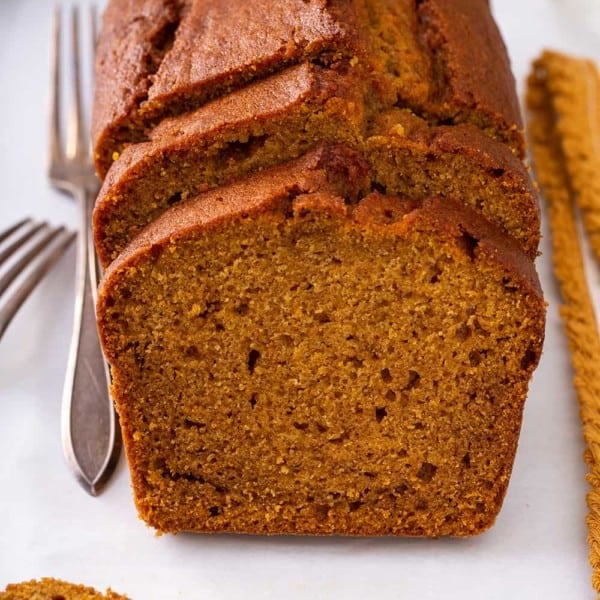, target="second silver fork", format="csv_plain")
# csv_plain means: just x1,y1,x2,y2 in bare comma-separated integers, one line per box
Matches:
48,5,121,496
